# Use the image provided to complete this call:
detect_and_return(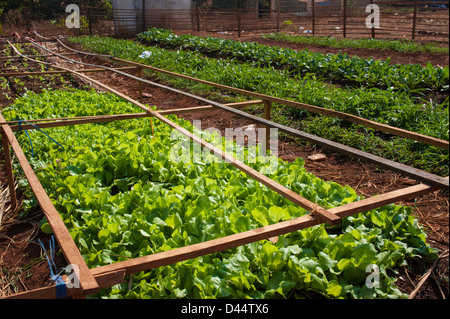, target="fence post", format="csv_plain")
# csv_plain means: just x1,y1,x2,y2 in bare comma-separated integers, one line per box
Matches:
343,0,347,38
237,7,242,37
312,0,315,36
137,67,143,102
412,0,418,40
